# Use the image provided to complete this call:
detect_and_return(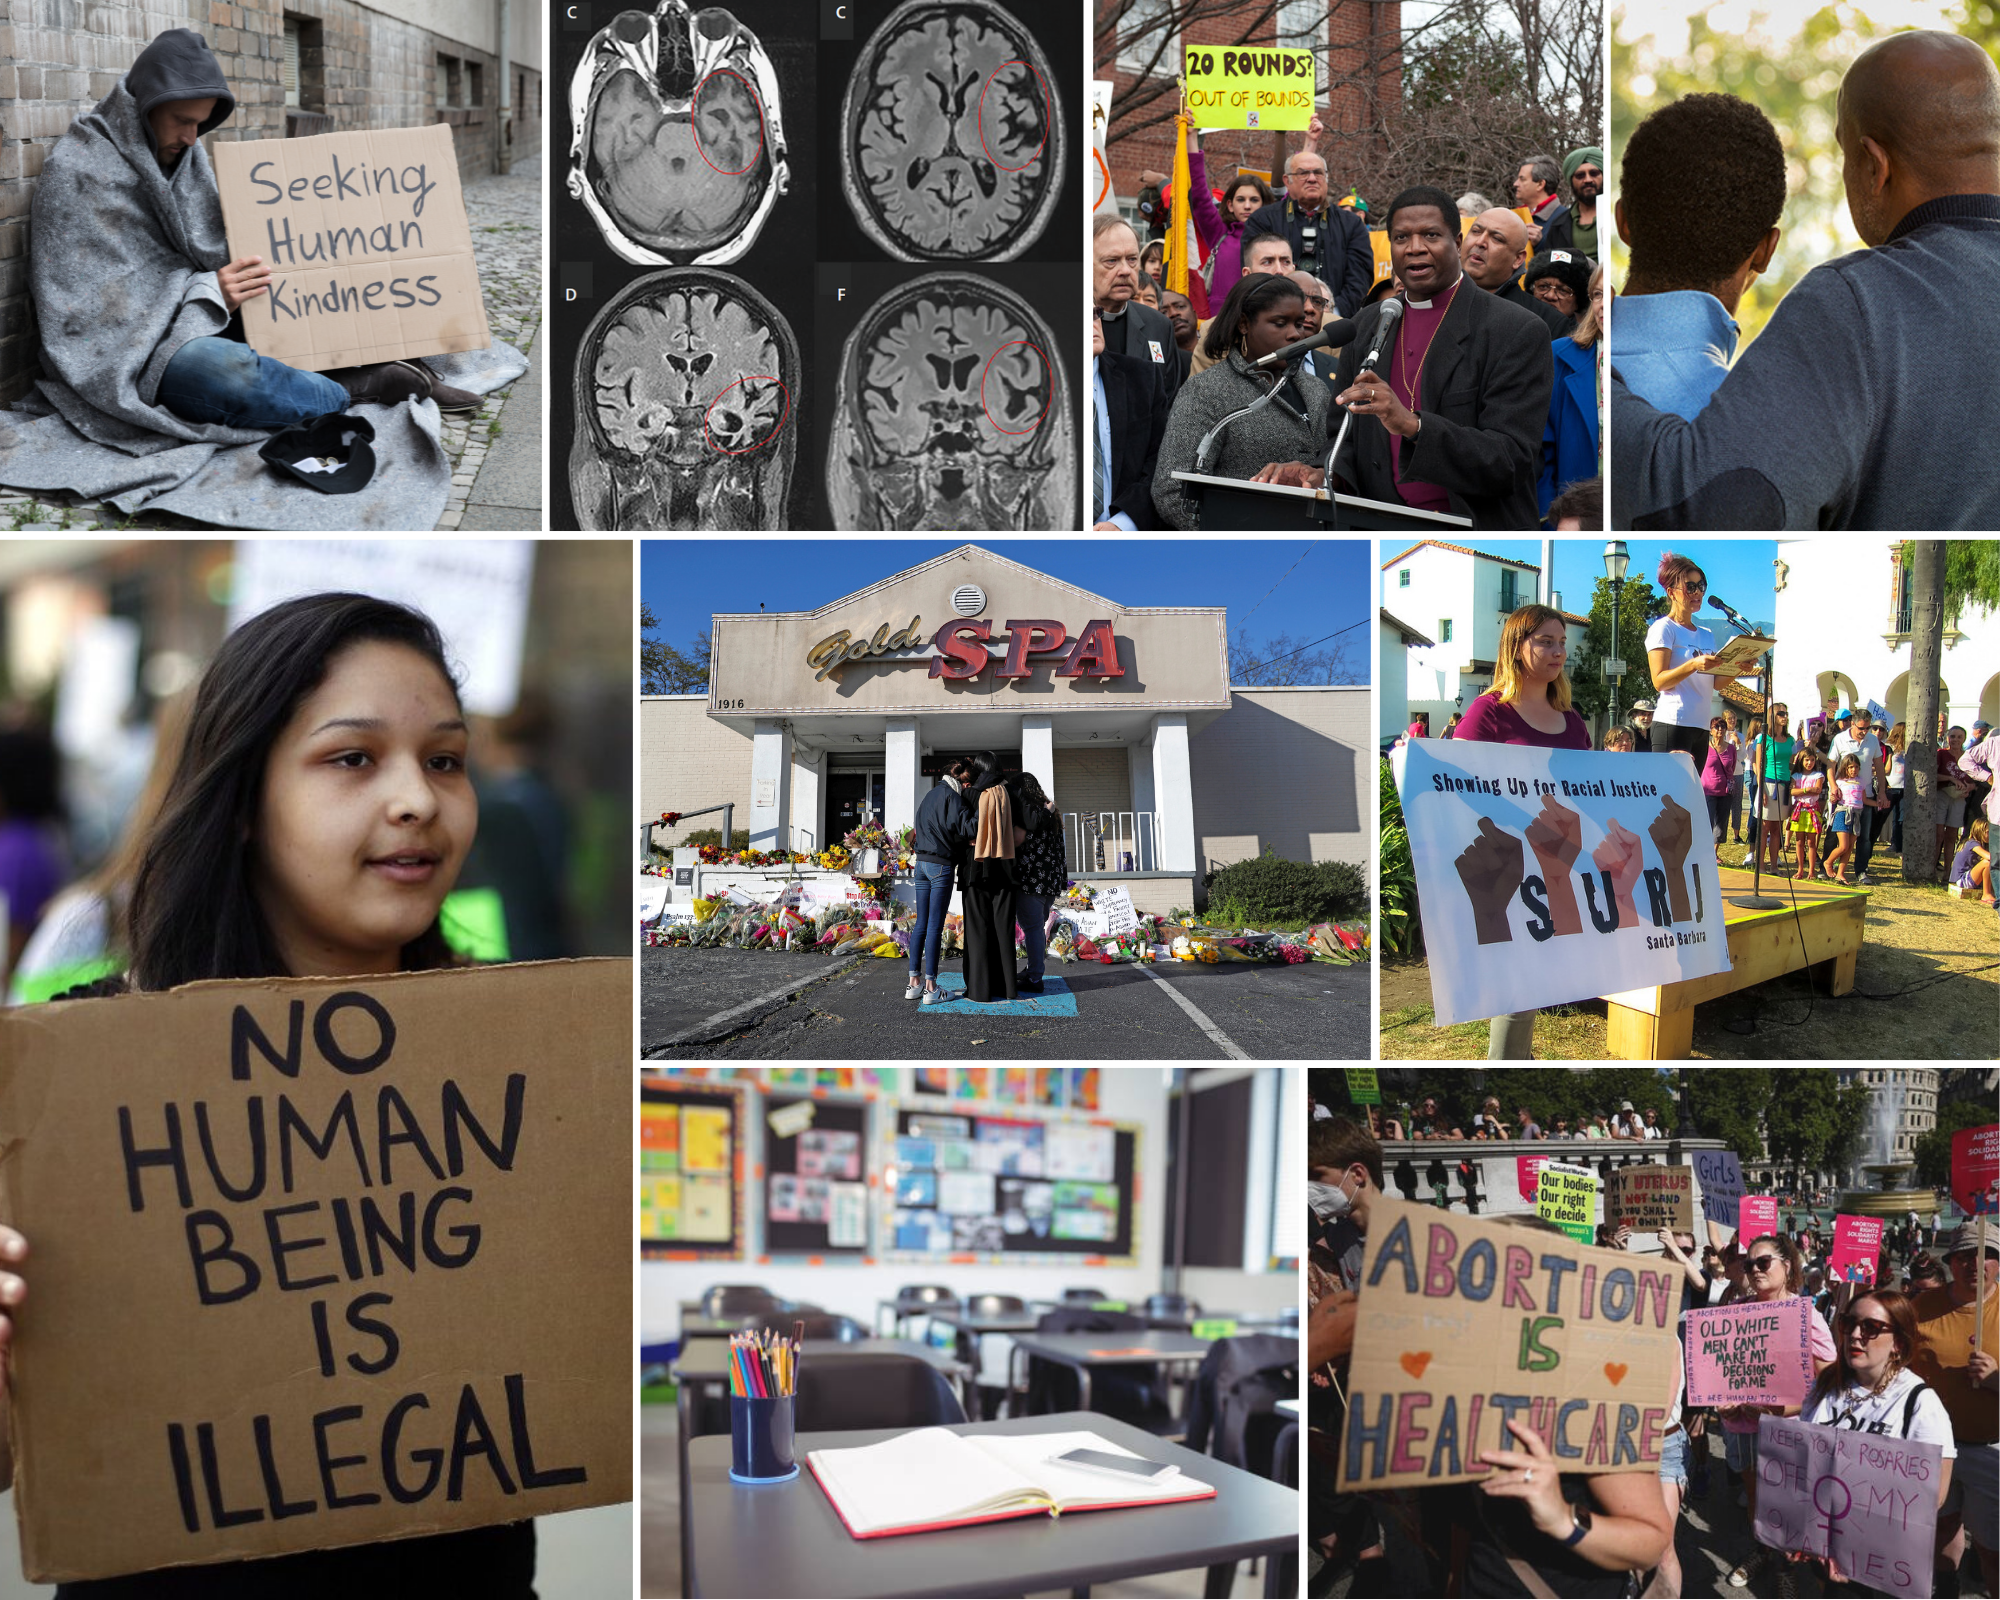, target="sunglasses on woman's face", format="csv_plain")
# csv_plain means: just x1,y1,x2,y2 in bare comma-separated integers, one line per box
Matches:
1746,1255,1782,1273
1841,1317,1894,1343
